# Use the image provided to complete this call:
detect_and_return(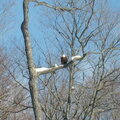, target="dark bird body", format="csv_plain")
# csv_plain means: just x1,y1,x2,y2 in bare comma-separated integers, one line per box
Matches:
61,55,68,64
